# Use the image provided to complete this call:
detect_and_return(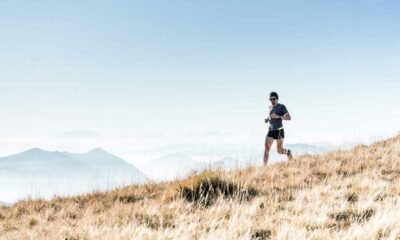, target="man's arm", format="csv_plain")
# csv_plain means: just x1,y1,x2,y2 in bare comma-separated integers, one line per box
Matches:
271,112,288,120
280,104,291,120
265,105,273,123
281,112,291,120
